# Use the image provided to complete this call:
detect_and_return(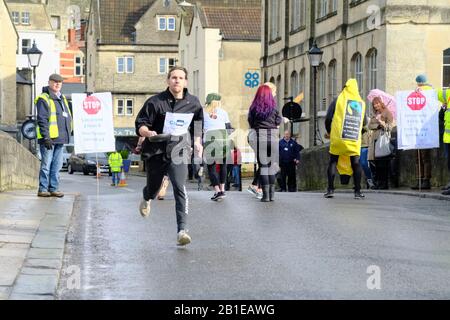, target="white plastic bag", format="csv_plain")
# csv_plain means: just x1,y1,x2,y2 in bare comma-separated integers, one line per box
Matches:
374,130,393,158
